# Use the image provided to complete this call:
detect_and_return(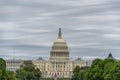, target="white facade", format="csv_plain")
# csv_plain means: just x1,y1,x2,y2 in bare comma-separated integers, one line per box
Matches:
6,59,23,72
33,59,86,78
